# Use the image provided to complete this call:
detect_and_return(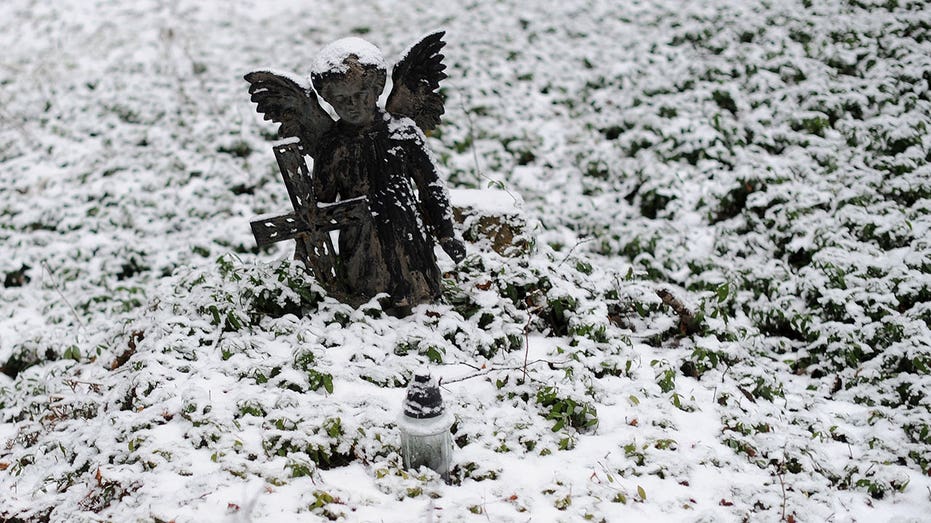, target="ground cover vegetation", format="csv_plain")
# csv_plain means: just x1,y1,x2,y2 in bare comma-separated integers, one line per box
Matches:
1,0,929,520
